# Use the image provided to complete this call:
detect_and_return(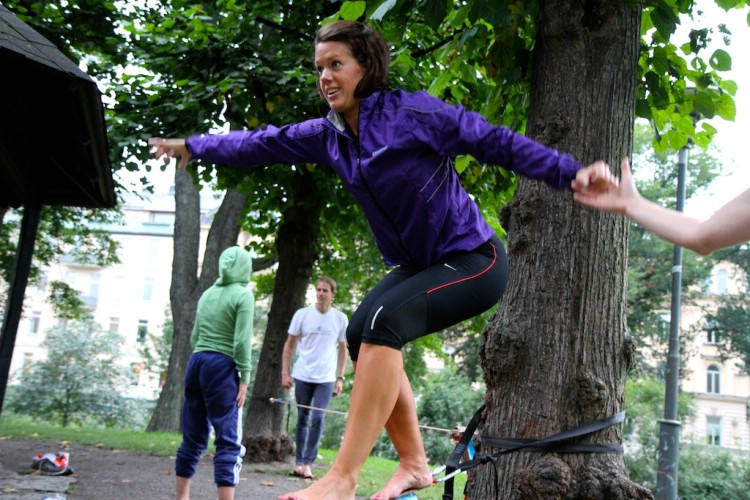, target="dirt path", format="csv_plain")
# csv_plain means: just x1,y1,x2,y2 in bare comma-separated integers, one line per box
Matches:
0,438,359,499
